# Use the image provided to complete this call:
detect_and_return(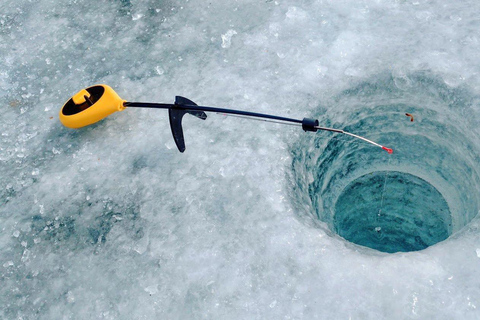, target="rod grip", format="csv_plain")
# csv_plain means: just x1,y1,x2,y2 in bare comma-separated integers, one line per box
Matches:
302,118,319,132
